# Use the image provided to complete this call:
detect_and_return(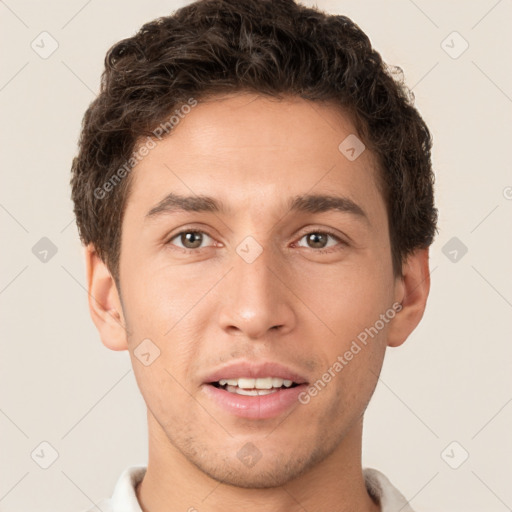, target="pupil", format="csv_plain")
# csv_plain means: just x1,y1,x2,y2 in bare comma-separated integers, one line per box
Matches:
183,232,202,248
308,233,327,248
